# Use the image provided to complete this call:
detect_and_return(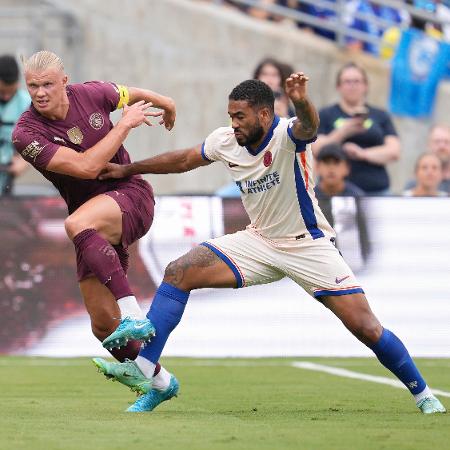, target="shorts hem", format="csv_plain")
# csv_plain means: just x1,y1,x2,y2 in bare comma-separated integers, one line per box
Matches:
313,287,364,298
200,242,245,288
